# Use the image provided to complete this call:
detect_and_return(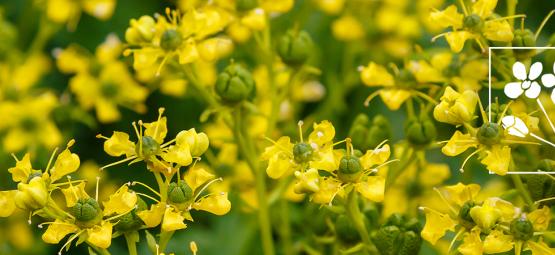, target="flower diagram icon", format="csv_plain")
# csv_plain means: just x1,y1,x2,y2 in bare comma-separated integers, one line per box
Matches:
502,61,555,152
